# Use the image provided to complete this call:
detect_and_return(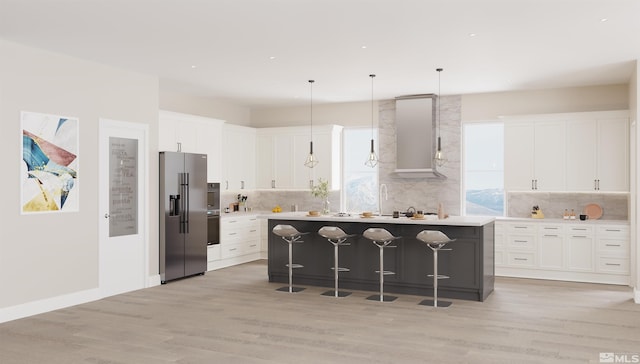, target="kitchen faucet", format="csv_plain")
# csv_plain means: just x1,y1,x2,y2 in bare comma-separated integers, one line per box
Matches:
378,183,388,216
